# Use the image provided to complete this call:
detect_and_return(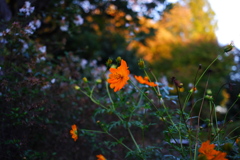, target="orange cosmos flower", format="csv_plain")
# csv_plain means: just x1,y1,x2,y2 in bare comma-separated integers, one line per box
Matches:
70,124,78,141
212,152,227,160
236,137,240,145
96,154,107,160
198,140,228,160
107,59,130,92
134,75,157,87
